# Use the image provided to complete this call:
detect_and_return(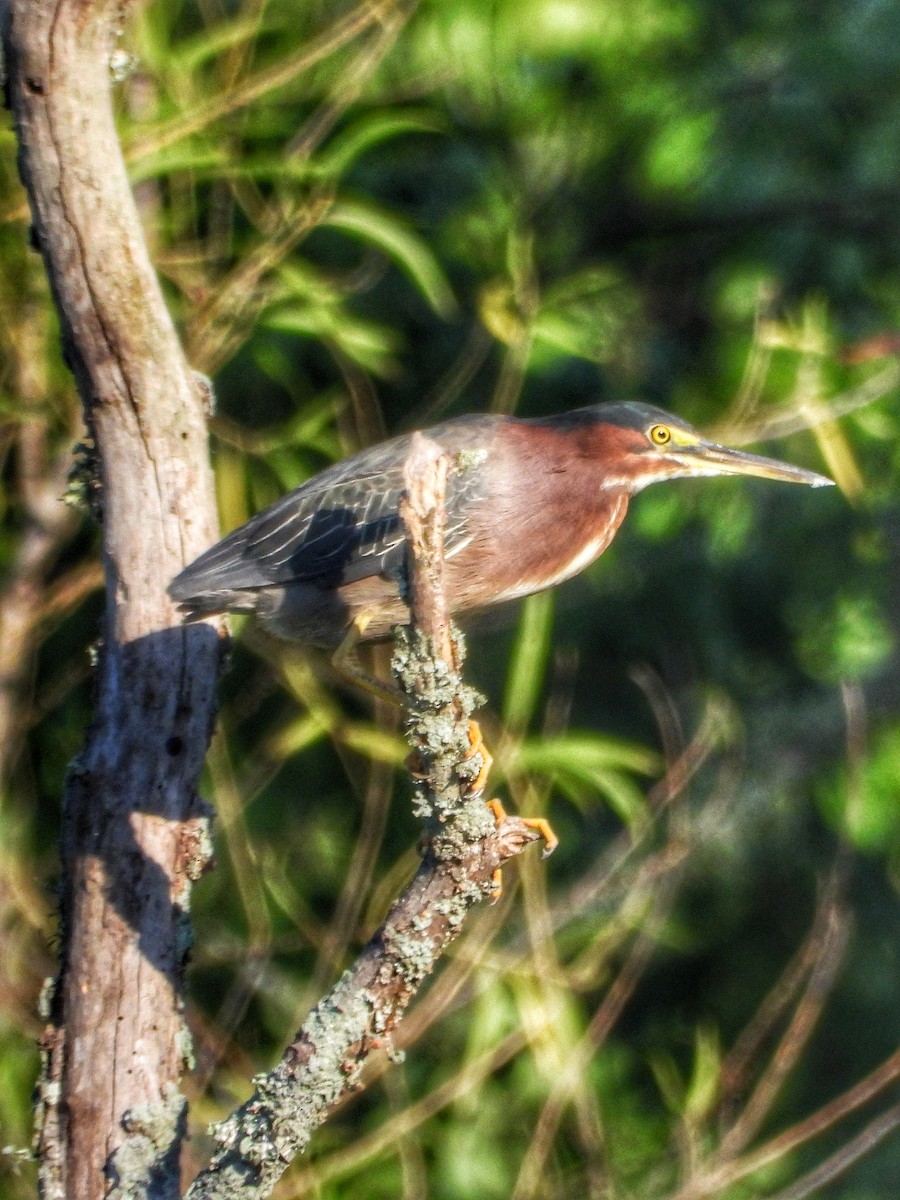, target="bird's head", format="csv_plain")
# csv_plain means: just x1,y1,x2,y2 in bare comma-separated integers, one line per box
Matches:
579,402,834,493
